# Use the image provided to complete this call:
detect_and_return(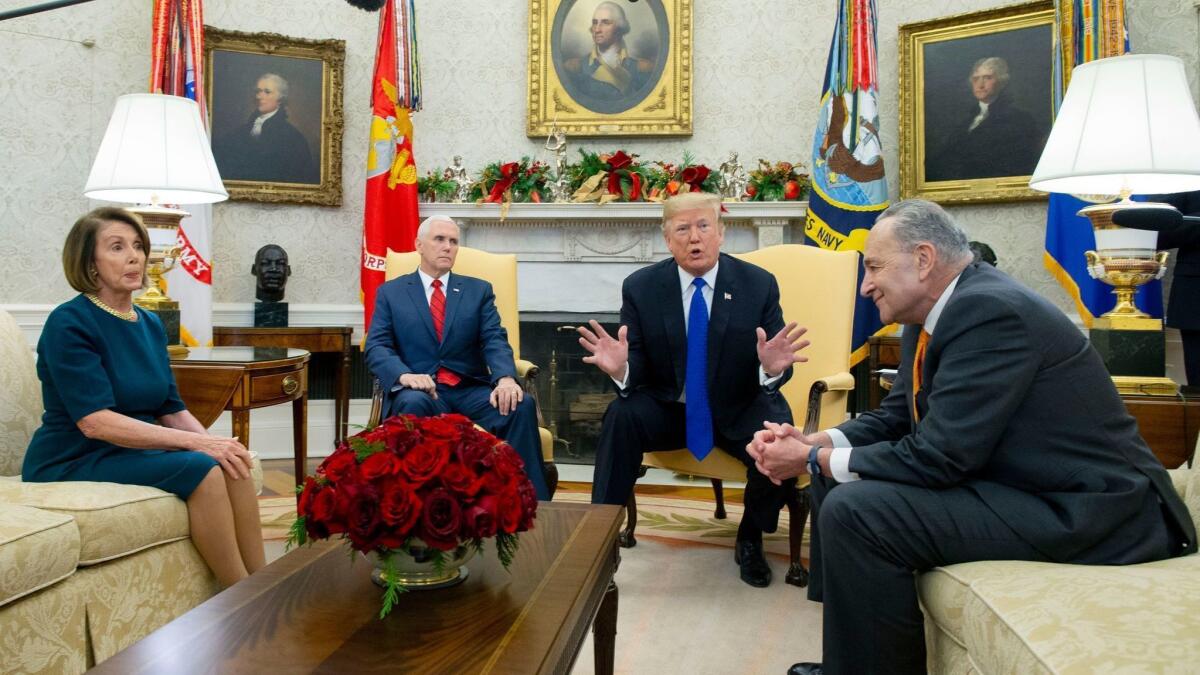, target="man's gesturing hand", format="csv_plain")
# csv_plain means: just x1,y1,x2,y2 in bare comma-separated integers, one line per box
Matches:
490,376,524,416
578,320,629,380
757,322,810,377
